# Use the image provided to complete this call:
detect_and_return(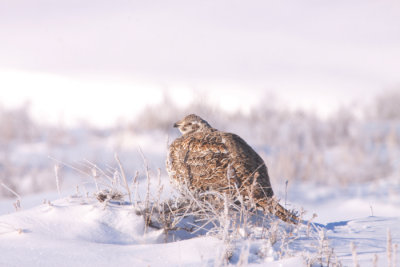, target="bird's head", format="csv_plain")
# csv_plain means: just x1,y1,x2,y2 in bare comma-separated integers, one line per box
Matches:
173,114,213,135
